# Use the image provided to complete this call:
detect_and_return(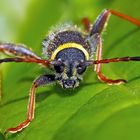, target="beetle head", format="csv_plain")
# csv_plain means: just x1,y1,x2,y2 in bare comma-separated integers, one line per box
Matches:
52,60,87,89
